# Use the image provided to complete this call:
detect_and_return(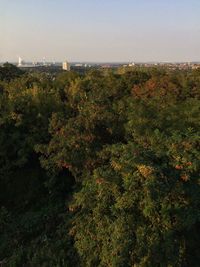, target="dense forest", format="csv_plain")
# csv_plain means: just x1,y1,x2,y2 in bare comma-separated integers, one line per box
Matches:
0,63,199,267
